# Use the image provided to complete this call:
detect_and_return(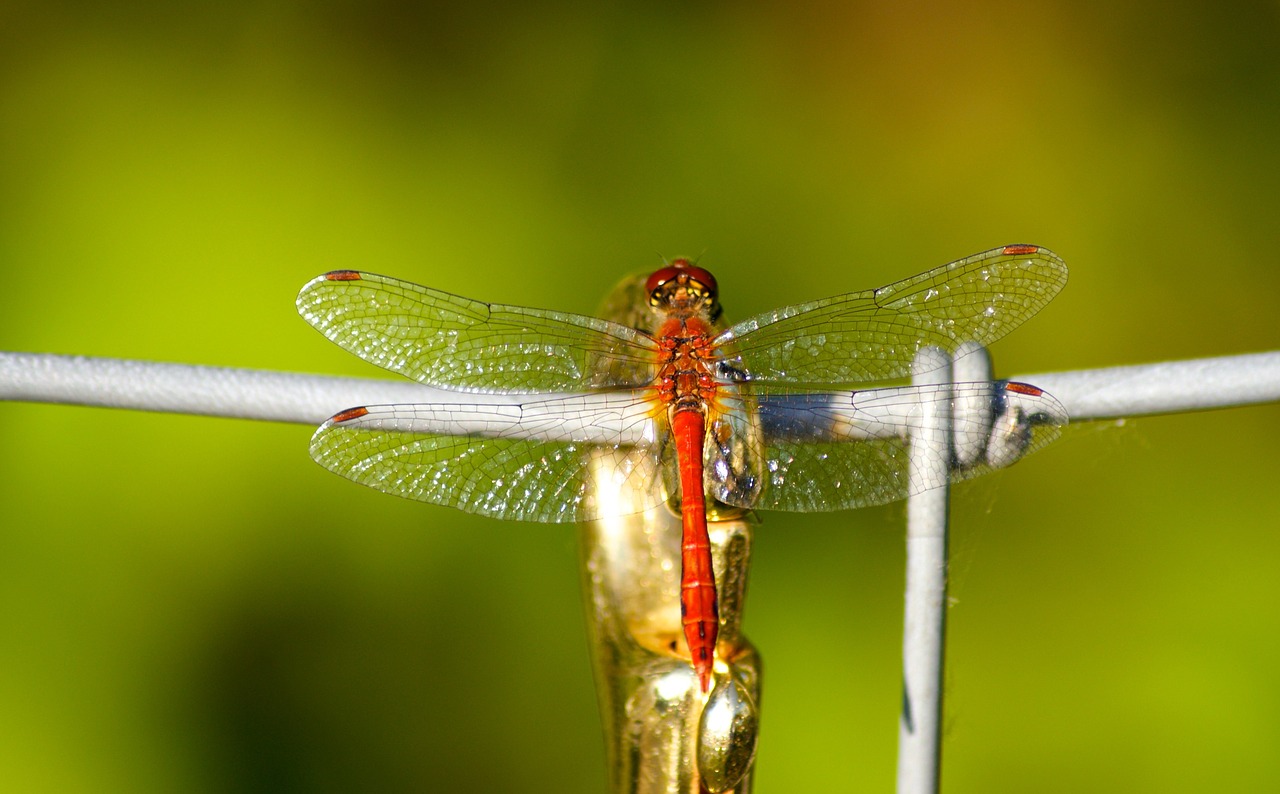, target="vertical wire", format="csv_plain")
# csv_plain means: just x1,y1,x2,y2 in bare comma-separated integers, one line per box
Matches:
897,347,954,793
